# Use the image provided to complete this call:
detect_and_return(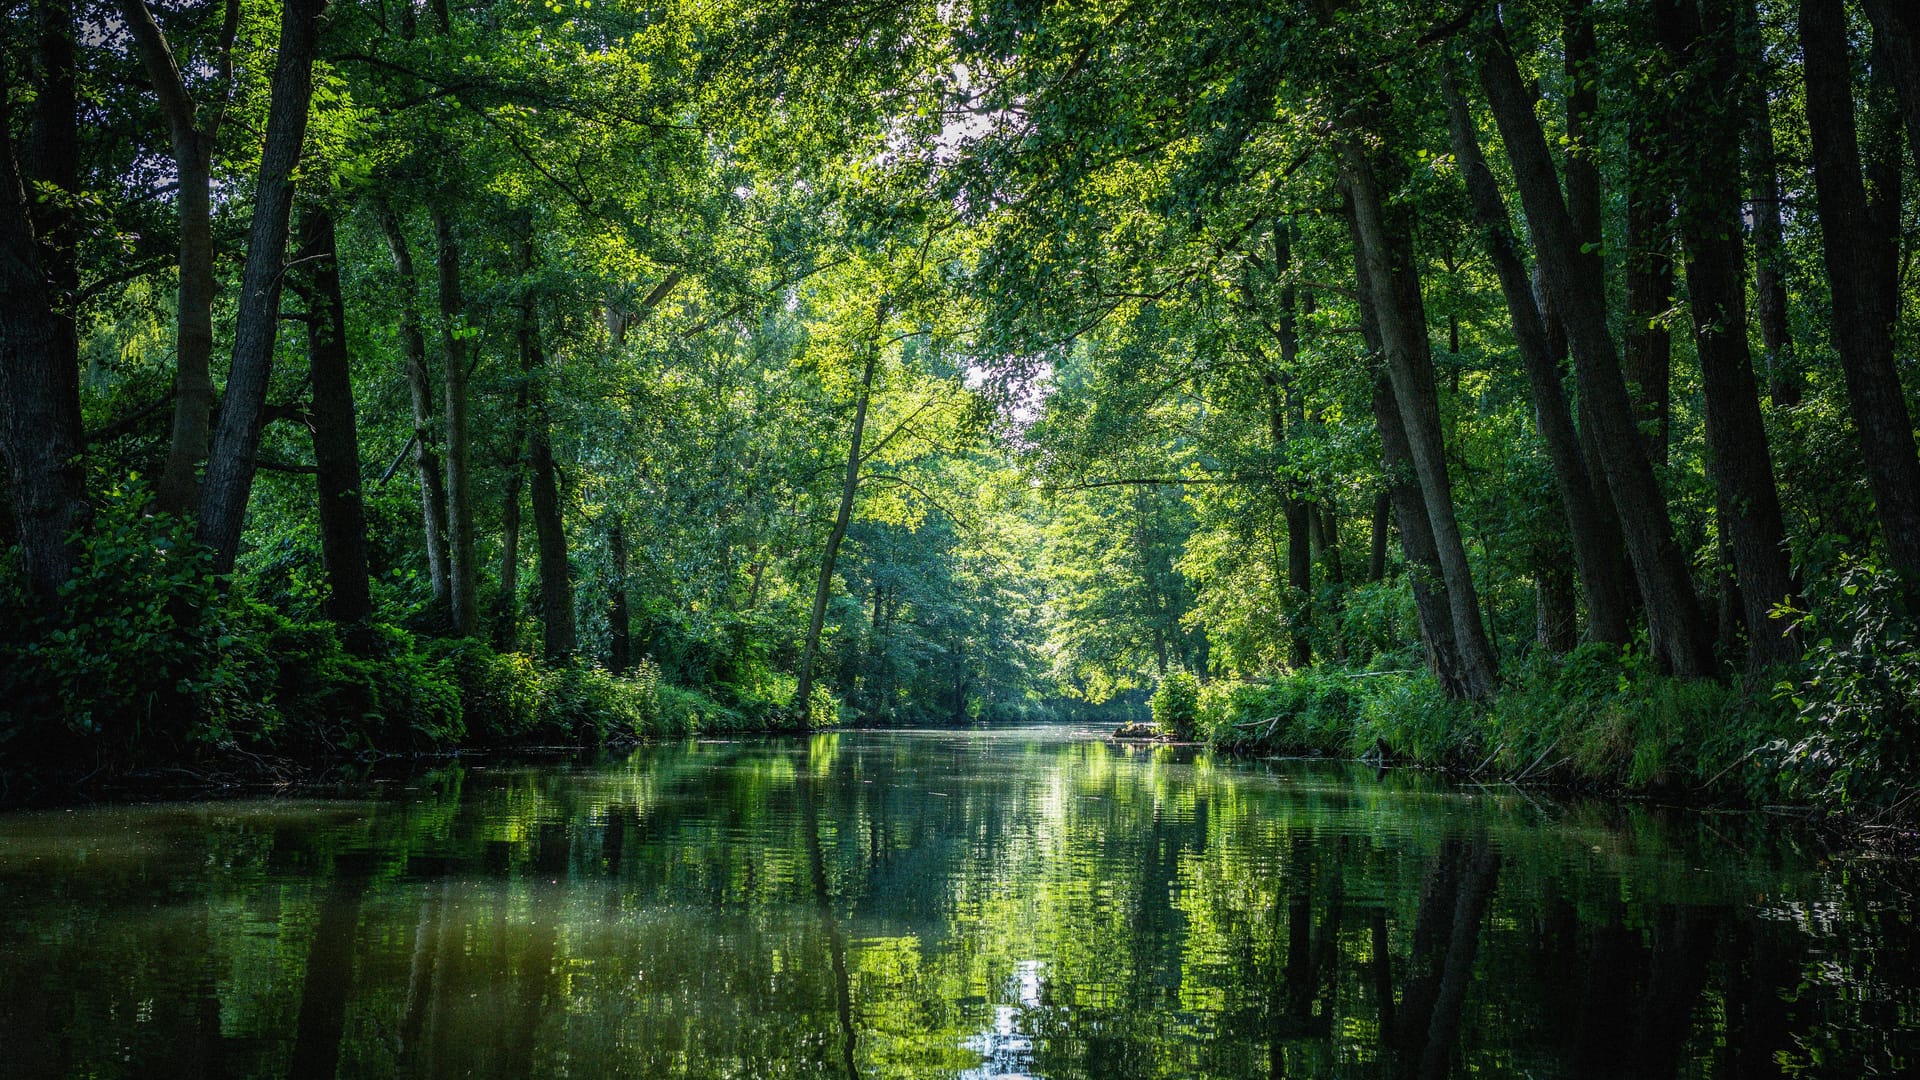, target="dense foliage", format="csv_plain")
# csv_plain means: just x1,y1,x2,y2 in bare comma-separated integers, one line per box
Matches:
3,0,1918,813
